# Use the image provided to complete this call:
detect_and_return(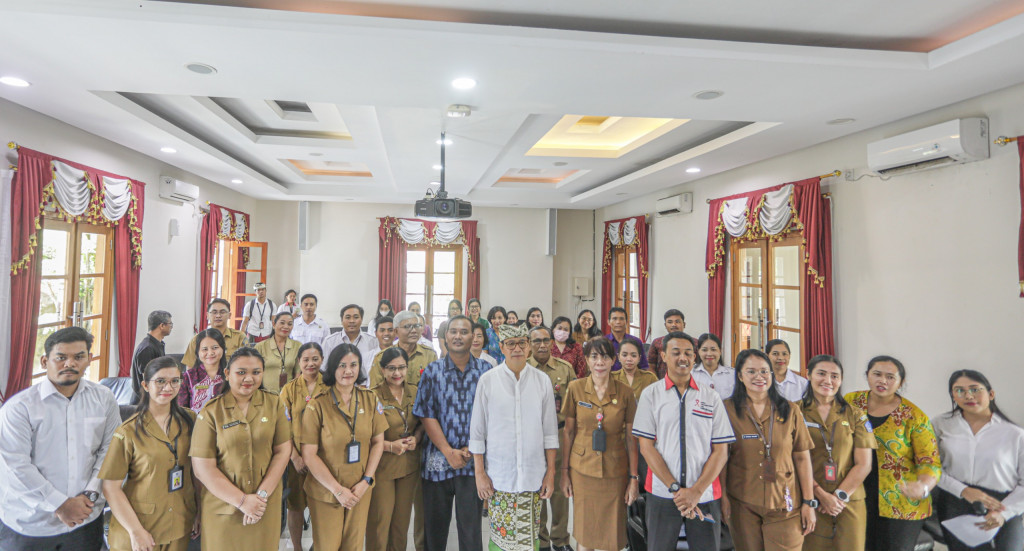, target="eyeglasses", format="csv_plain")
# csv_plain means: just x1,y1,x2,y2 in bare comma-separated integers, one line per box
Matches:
953,387,986,398
383,364,408,372
742,369,771,378
400,323,424,330
530,338,552,346
208,309,229,316
503,340,529,350
152,378,182,388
